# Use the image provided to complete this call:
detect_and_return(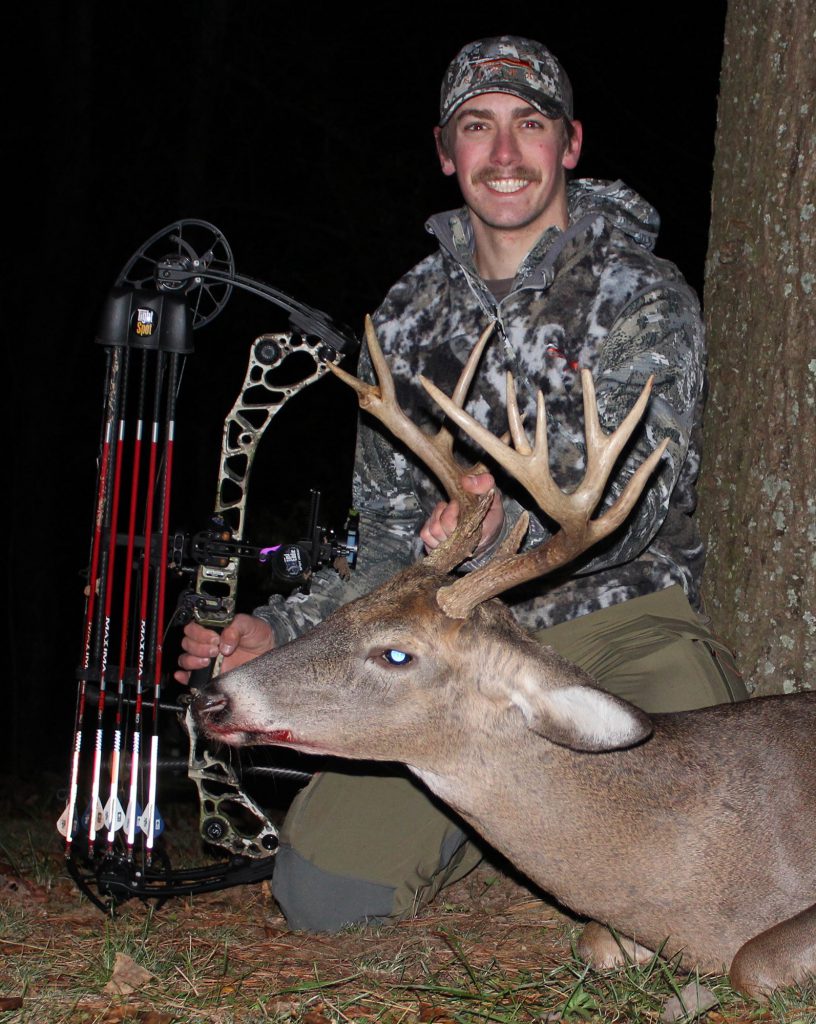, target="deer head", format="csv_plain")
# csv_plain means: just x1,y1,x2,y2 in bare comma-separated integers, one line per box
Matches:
193,317,664,774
